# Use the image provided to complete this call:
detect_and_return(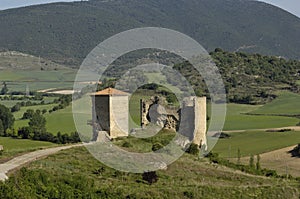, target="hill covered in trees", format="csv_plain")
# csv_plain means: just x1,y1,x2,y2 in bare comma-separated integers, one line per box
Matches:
1,0,300,65
101,48,300,104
